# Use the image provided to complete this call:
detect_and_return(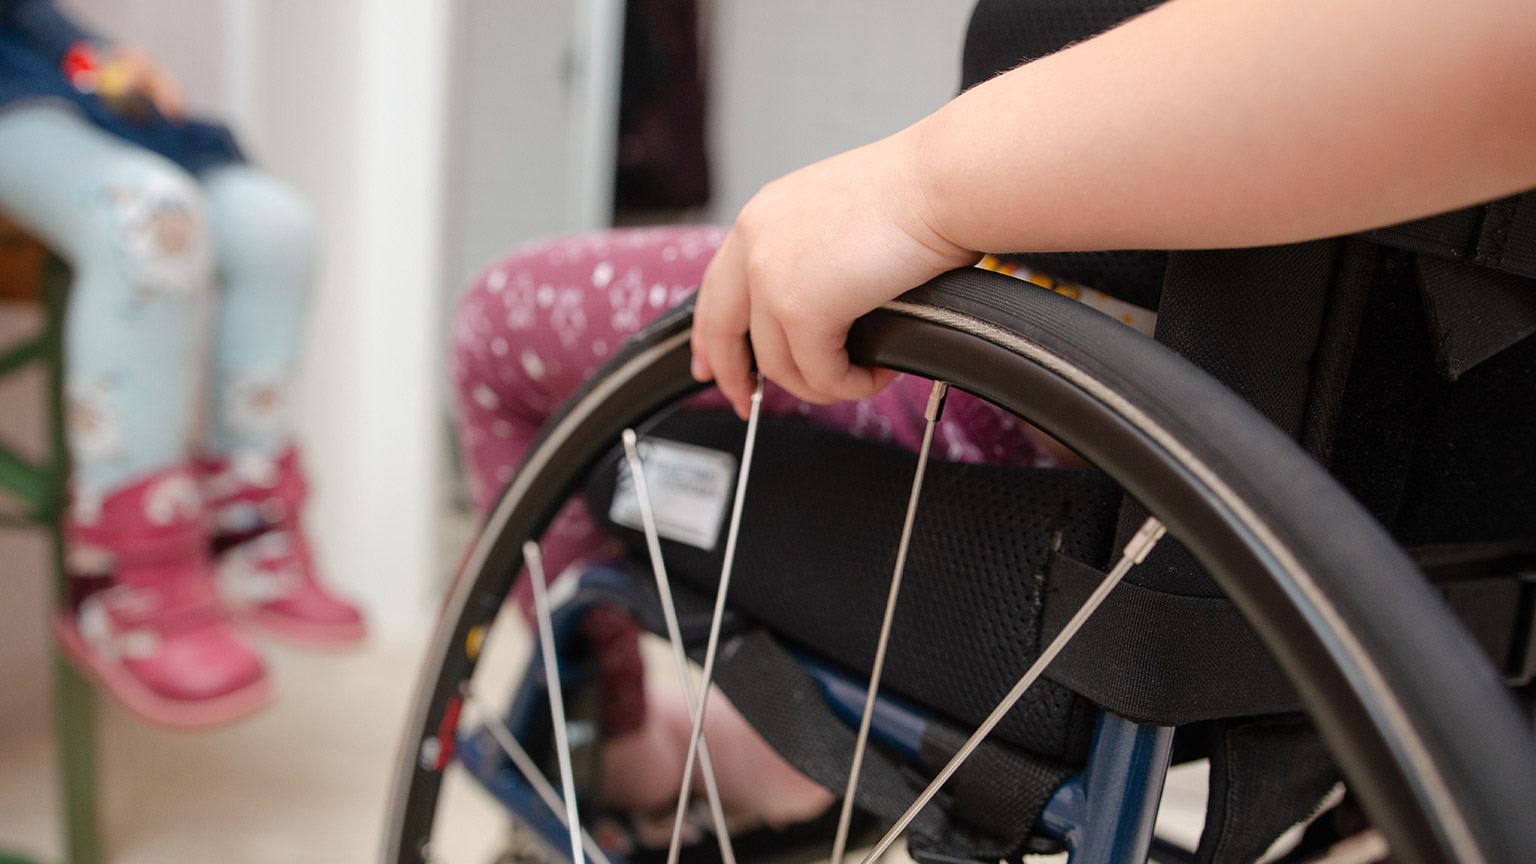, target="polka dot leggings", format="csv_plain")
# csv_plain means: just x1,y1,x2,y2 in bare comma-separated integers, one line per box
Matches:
451,226,1054,736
